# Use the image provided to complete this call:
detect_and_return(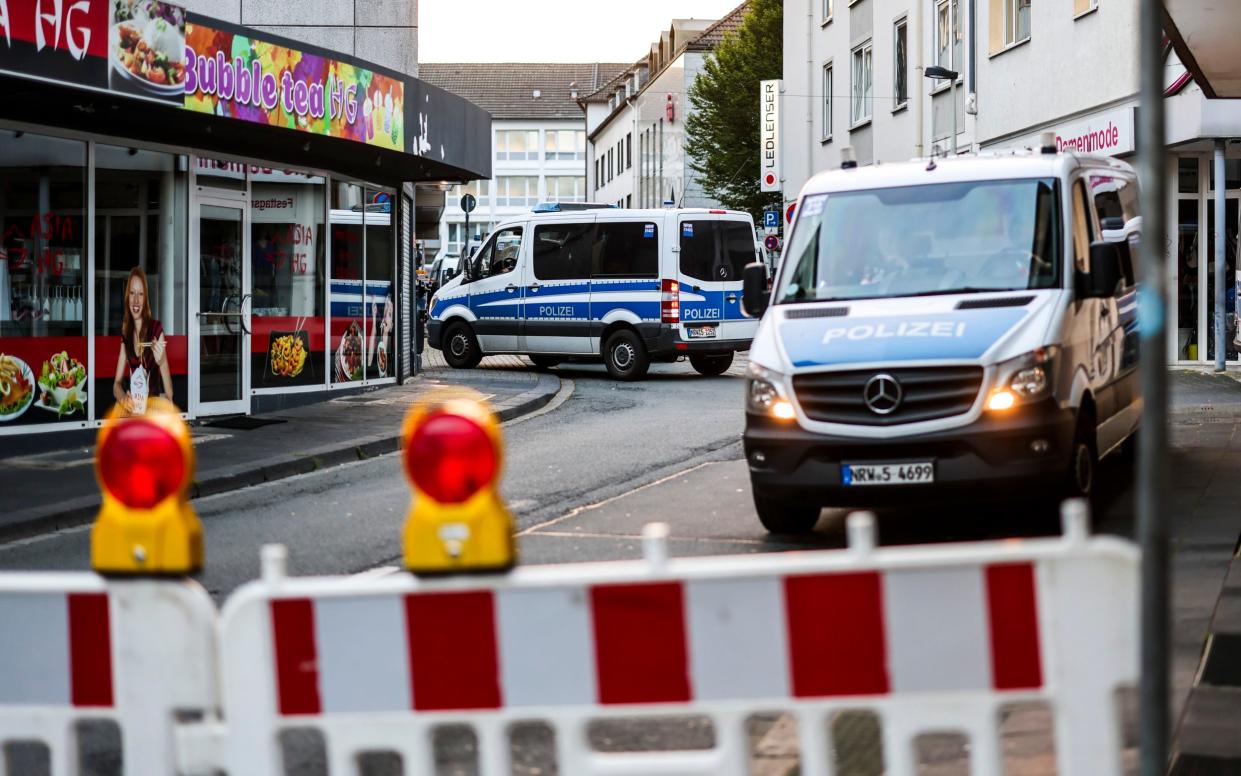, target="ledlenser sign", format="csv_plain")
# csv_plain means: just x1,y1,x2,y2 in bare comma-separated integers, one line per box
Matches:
760,79,781,193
